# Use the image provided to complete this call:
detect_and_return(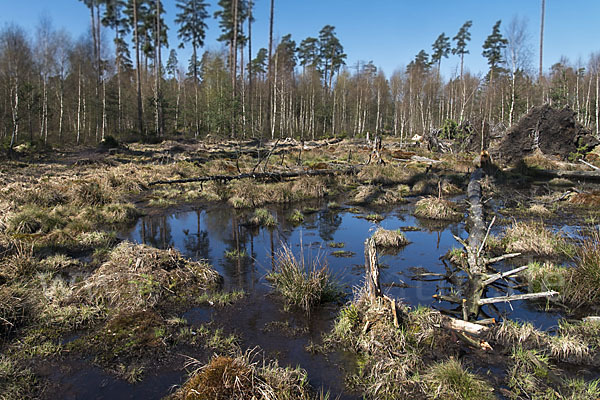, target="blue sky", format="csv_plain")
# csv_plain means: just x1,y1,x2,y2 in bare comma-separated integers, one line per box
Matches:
2,0,599,79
